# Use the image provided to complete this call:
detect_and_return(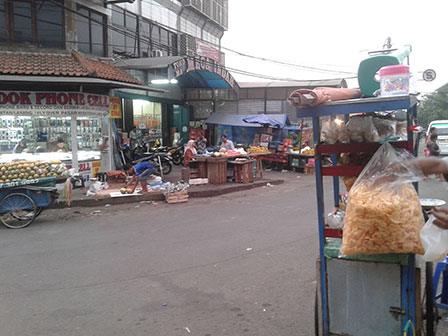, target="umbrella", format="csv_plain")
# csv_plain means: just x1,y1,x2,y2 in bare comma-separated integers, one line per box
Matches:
242,114,282,127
